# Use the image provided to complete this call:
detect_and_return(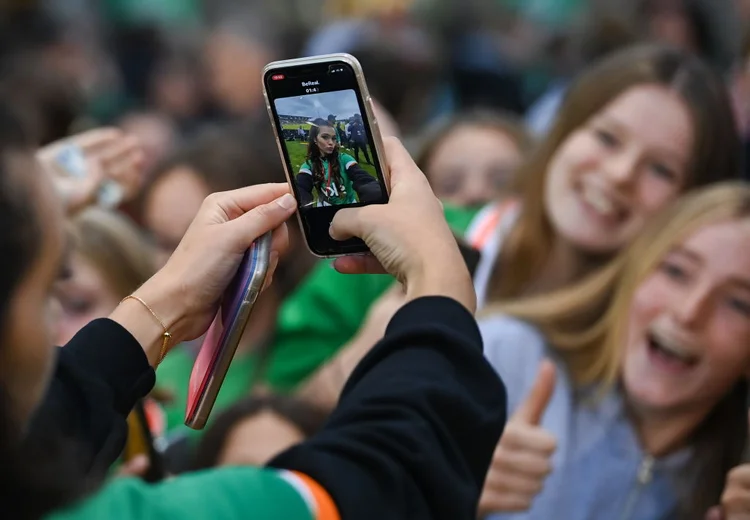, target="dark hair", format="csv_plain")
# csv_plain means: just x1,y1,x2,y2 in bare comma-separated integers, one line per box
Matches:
637,0,716,67
0,7,63,63
0,104,88,518
740,25,750,64
680,380,748,520
0,106,42,335
575,13,641,66
306,118,344,199
0,54,83,145
192,394,327,470
414,109,532,175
